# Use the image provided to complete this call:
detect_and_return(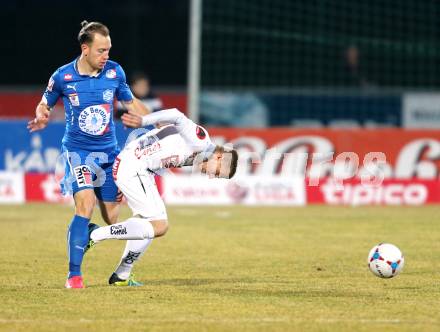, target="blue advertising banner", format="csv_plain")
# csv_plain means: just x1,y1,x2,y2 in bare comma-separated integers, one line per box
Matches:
0,121,138,172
